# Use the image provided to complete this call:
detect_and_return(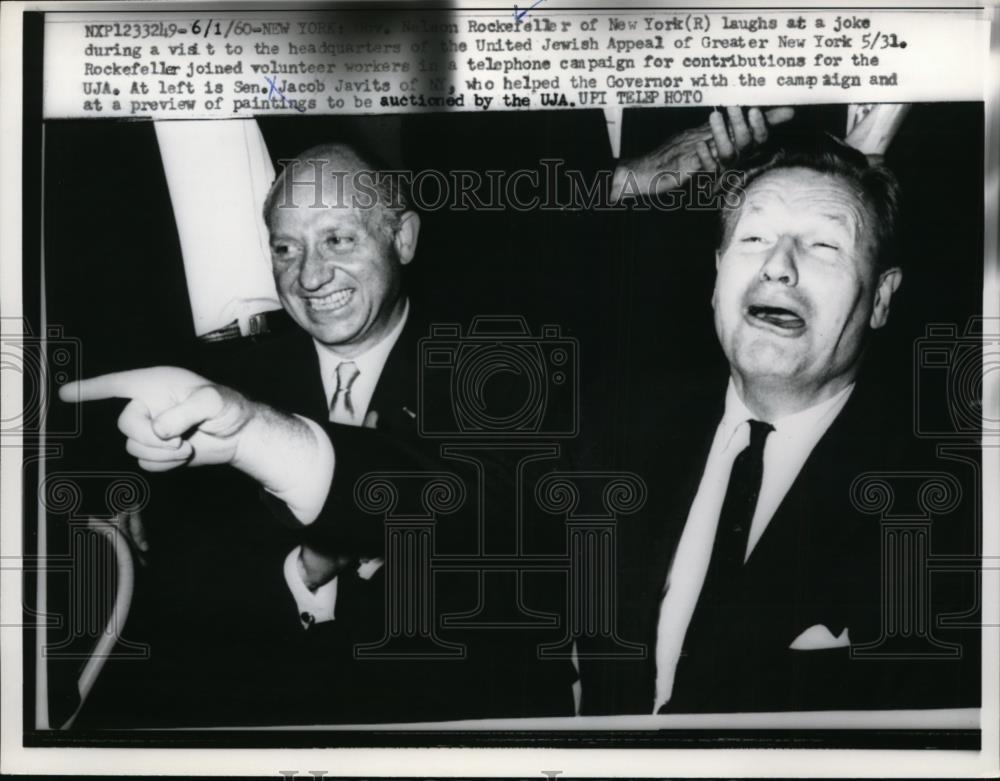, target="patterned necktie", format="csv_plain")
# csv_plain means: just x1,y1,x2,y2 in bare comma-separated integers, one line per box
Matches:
328,361,360,424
